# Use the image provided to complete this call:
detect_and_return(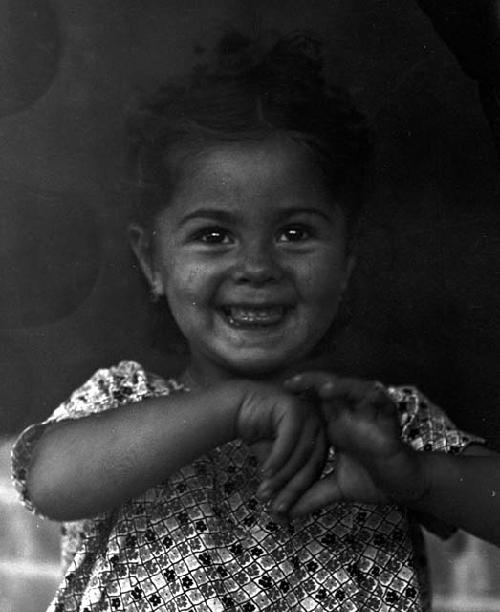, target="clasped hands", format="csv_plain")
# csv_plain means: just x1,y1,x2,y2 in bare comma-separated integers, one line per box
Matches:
237,372,427,517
